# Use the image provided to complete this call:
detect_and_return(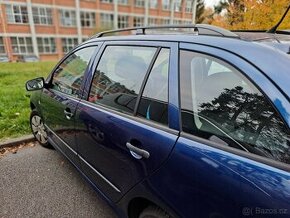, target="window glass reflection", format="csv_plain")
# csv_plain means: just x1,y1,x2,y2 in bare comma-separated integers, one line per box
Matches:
89,46,157,114
137,48,169,125
180,50,290,164
52,46,96,97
